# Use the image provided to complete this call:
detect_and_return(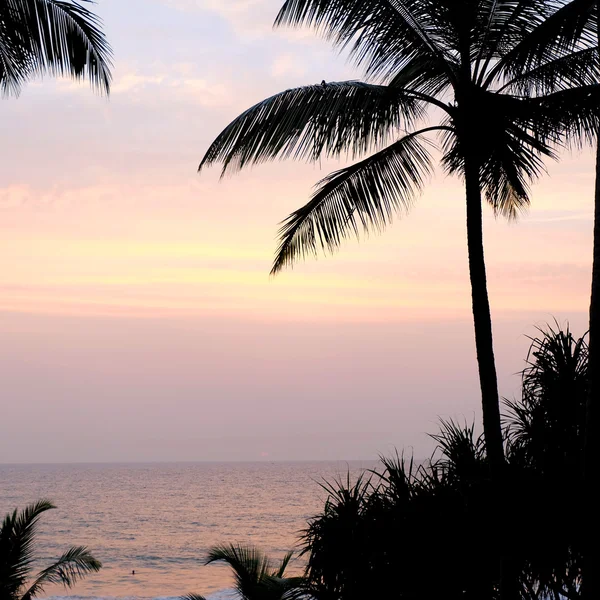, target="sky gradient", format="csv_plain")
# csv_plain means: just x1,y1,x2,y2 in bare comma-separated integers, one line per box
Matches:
0,0,595,462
